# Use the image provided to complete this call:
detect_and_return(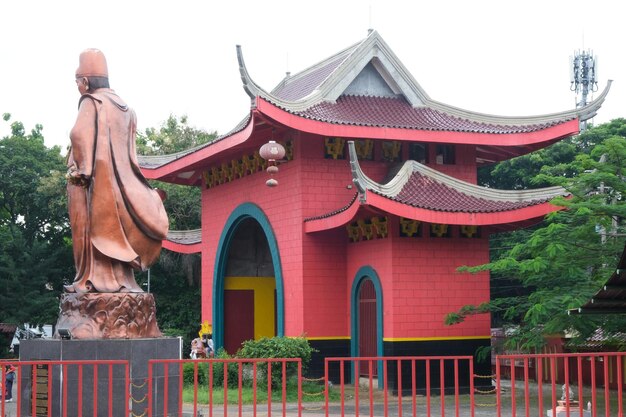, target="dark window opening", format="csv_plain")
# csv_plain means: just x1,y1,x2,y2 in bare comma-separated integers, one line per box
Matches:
409,143,429,164
435,144,455,165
